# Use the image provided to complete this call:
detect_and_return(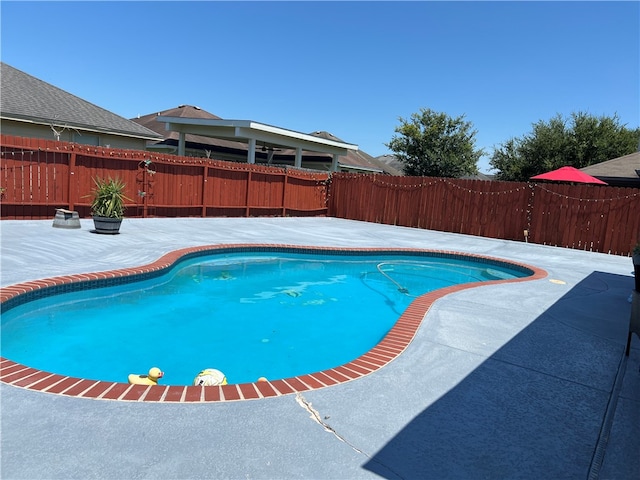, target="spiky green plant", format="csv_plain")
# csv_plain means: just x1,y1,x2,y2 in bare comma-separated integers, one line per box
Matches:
90,177,130,218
